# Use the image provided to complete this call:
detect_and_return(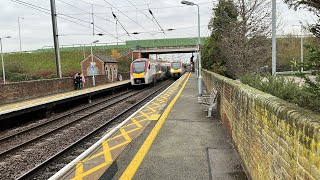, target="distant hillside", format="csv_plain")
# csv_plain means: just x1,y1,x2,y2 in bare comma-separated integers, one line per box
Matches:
0,48,132,82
